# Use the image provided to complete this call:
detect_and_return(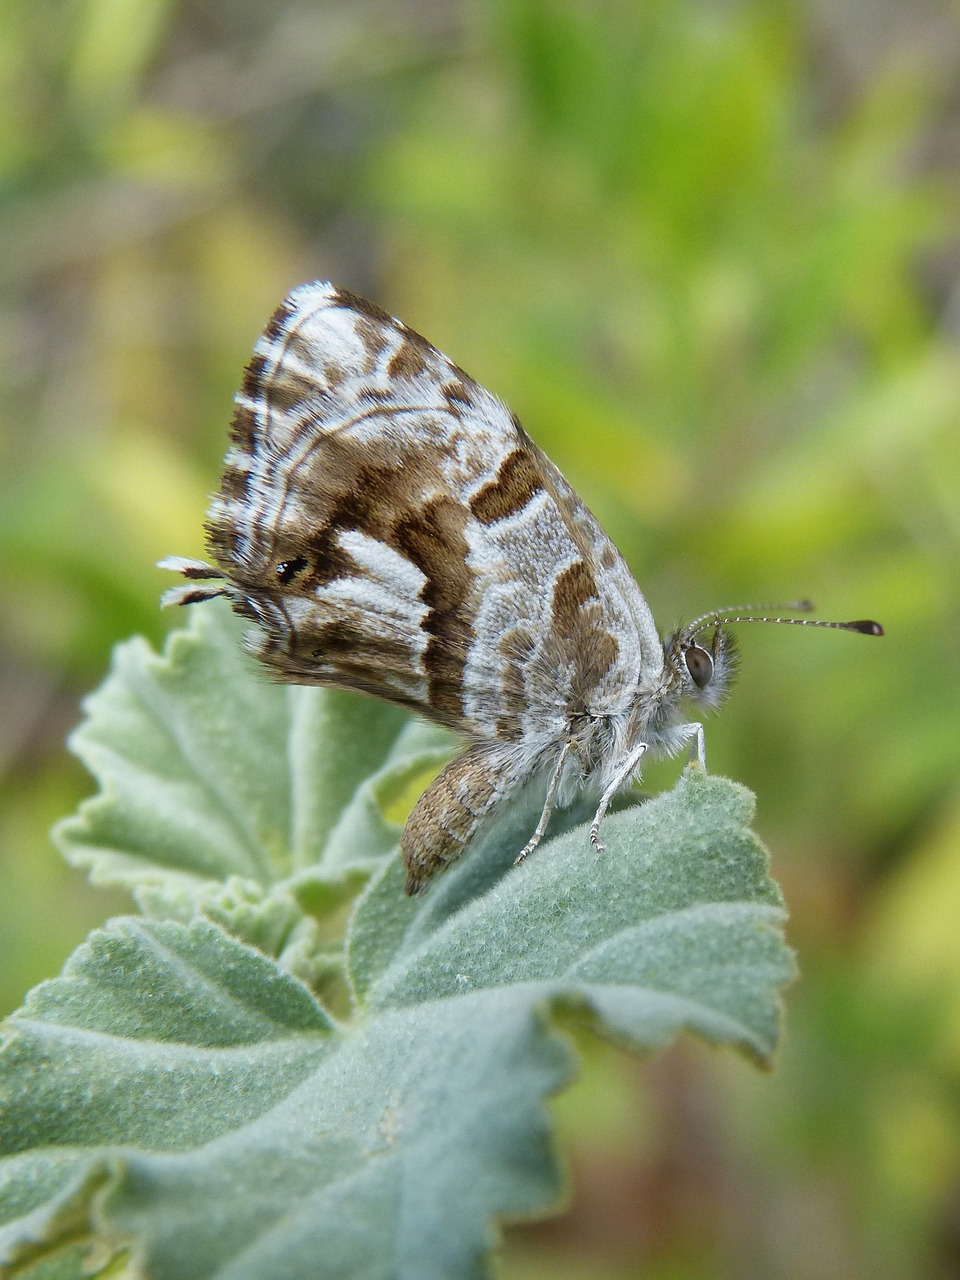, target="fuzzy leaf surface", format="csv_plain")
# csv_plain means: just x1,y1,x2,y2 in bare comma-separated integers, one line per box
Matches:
1,609,795,1279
